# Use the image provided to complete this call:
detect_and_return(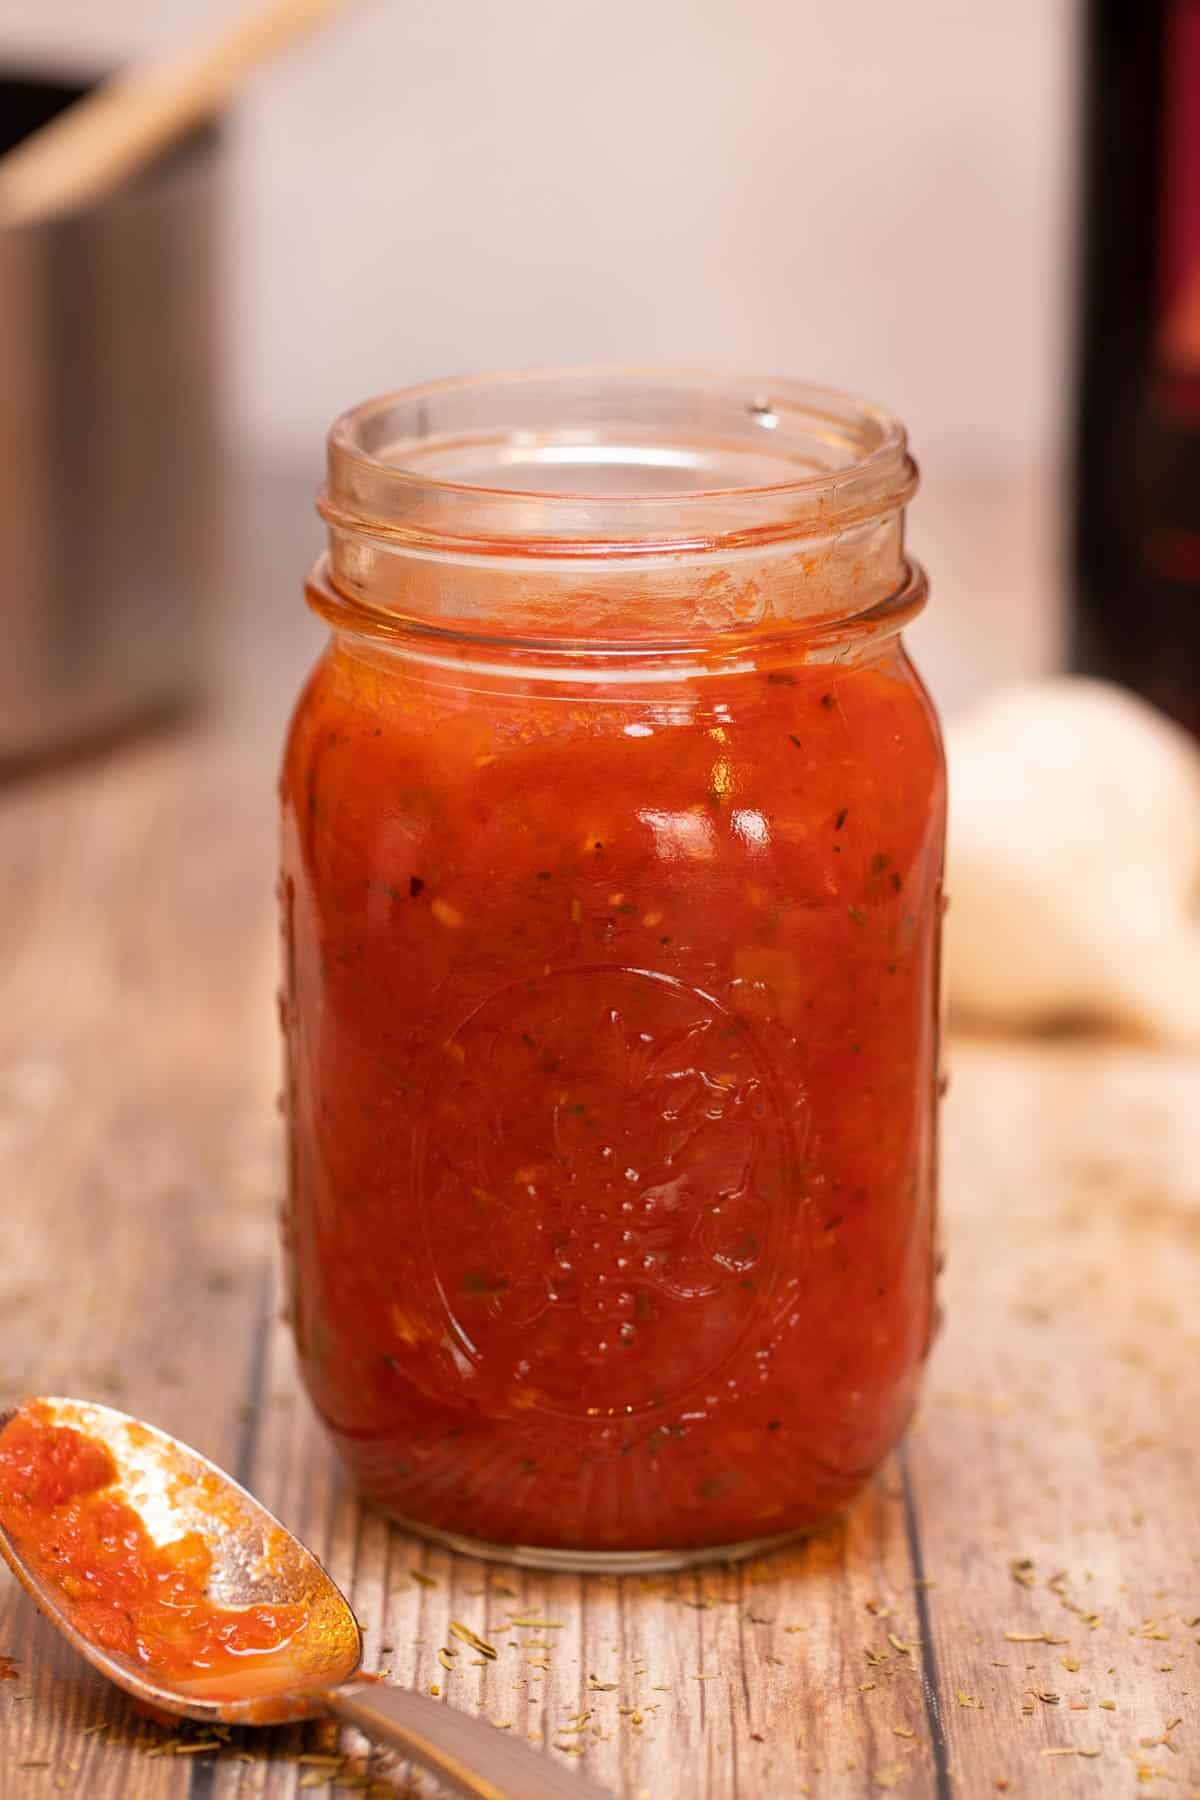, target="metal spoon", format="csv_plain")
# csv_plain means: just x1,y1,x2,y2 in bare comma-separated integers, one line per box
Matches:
0,1398,613,1800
